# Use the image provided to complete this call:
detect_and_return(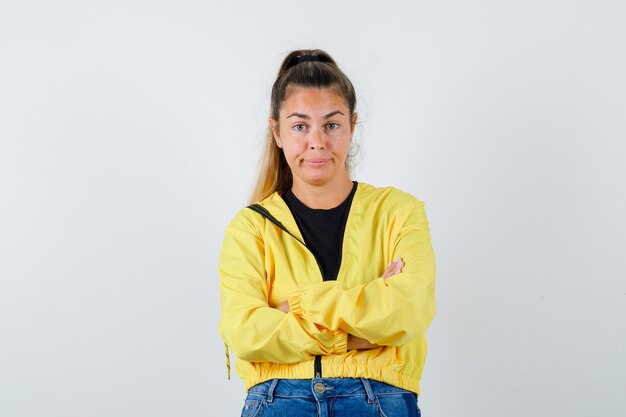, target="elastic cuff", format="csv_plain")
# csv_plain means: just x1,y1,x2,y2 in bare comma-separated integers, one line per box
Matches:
332,328,348,354
287,288,304,317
